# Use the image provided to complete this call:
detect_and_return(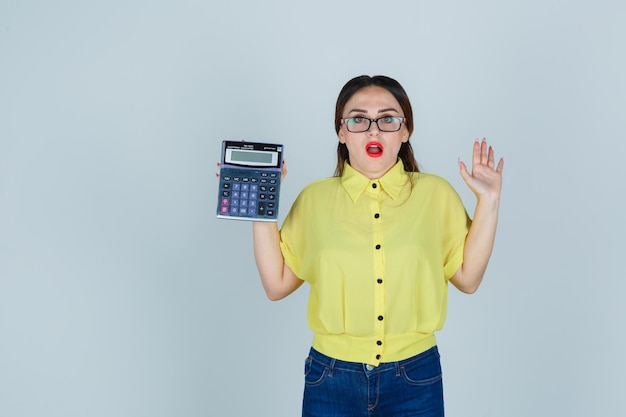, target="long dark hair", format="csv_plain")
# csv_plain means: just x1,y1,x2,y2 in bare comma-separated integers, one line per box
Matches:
334,75,419,176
